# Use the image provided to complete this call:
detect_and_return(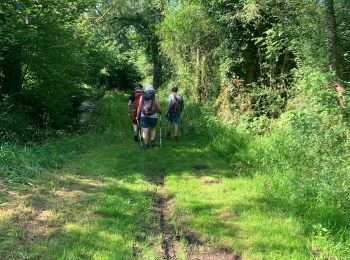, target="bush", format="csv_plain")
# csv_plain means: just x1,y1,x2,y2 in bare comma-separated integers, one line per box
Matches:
251,102,350,230
0,96,33,142
180,86,350,255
